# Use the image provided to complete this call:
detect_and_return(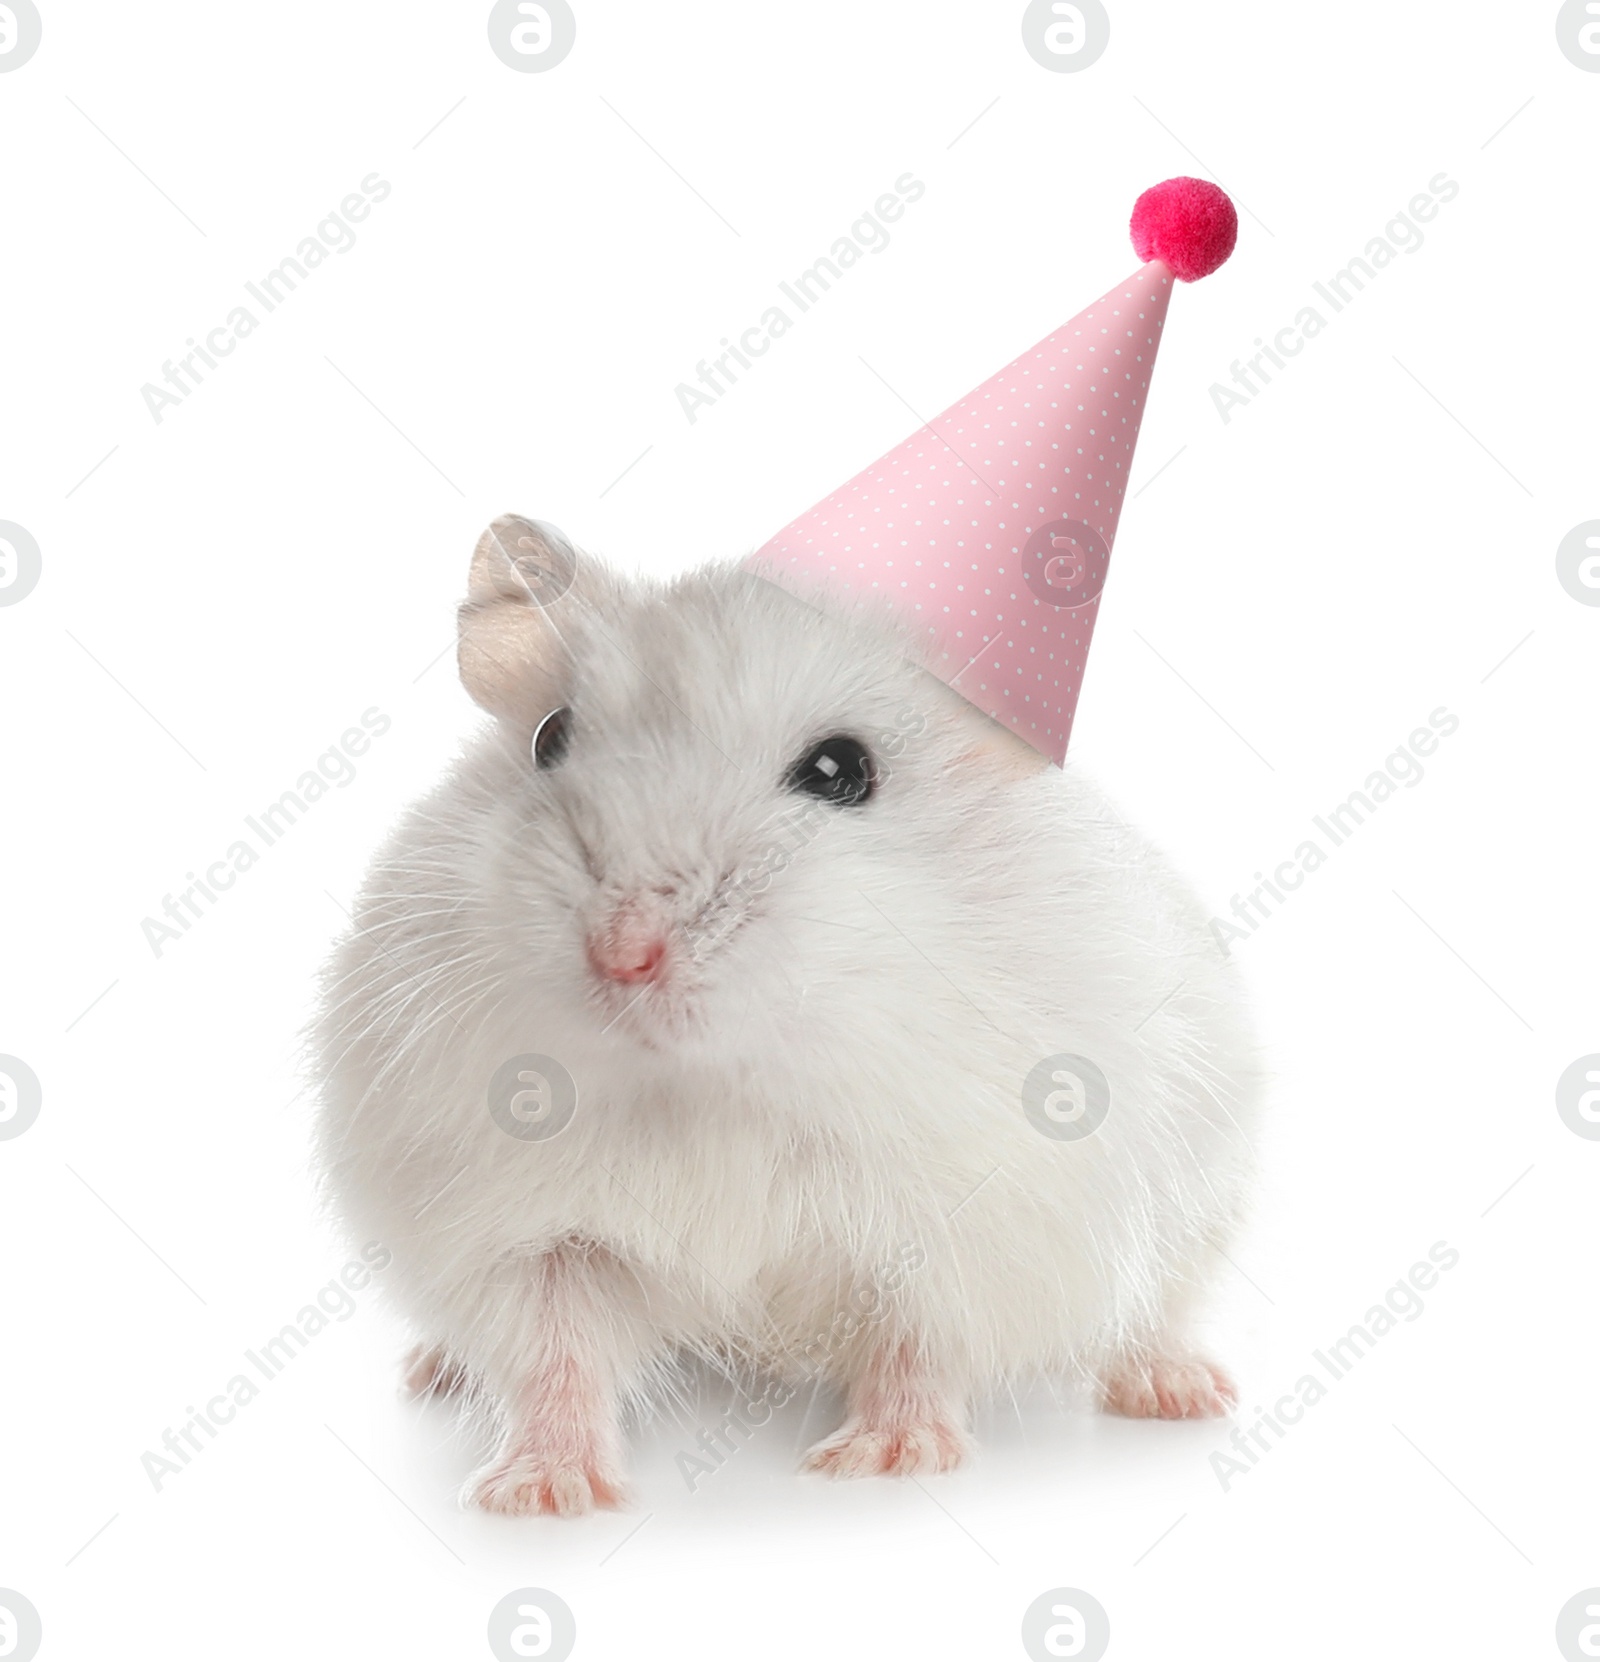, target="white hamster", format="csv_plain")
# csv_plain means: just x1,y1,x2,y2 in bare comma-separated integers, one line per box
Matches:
313,515,1263,1515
